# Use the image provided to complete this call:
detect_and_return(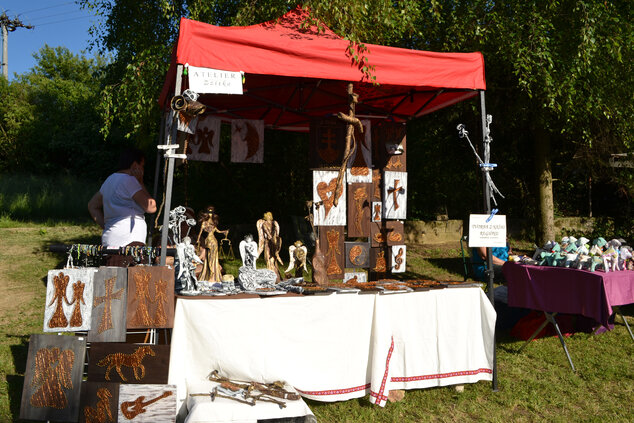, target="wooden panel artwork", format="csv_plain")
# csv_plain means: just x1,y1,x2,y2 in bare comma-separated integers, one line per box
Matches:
79,381,120,423
372,121,407,171
391,245,407,273
117,384,177,423
344,272,367,284
187,115,220,162
88,343,171,385
383,171,408,220
371,169,382,202
319,226,345,280
370,247,390,277
231,119,264,163
20,334,86,422
88,267,128,343
44,268,96,333
346,119,372,184
126,266,174,329
346,183,371,238
371,201,382,223
345,242,370,269
309,117,346,168
313,170,347,226
370,221,405,247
